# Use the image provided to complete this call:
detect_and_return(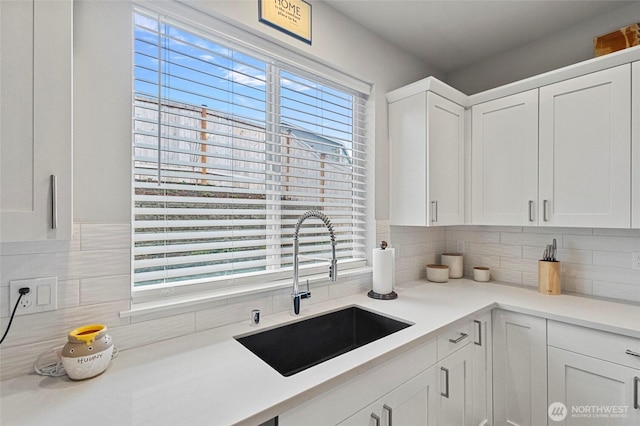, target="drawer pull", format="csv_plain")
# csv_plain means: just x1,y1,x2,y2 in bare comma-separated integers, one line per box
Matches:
383,404,393,426
634,376,639,410
440,367,449,398
626,350,640,358
474,320,482,346
370,413,380,426
449,332,468,344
